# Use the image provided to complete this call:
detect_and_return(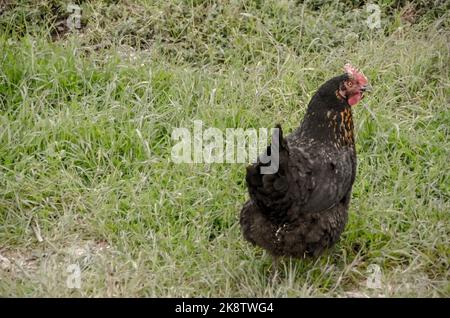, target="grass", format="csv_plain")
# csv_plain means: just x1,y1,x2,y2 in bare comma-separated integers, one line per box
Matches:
0,0,449,297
